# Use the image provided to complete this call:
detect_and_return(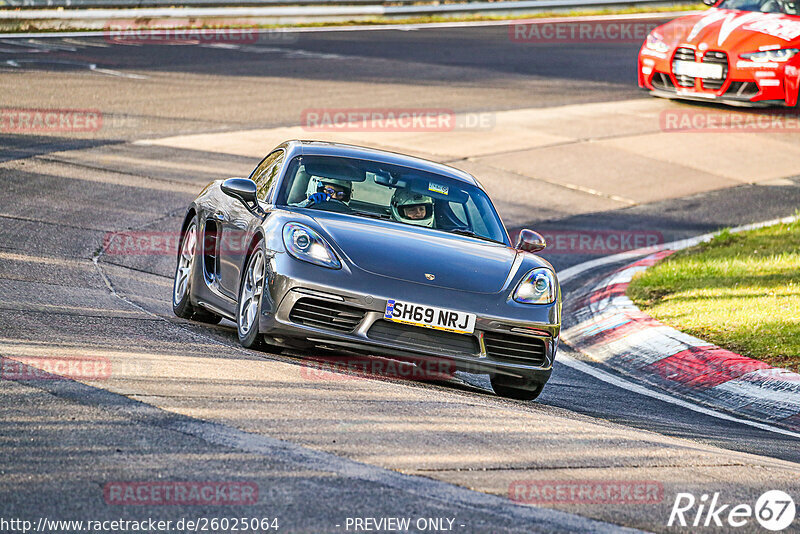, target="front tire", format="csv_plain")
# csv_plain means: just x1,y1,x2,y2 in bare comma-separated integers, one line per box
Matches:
237,242,267,349
172,217,221,324
490,374,545,401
